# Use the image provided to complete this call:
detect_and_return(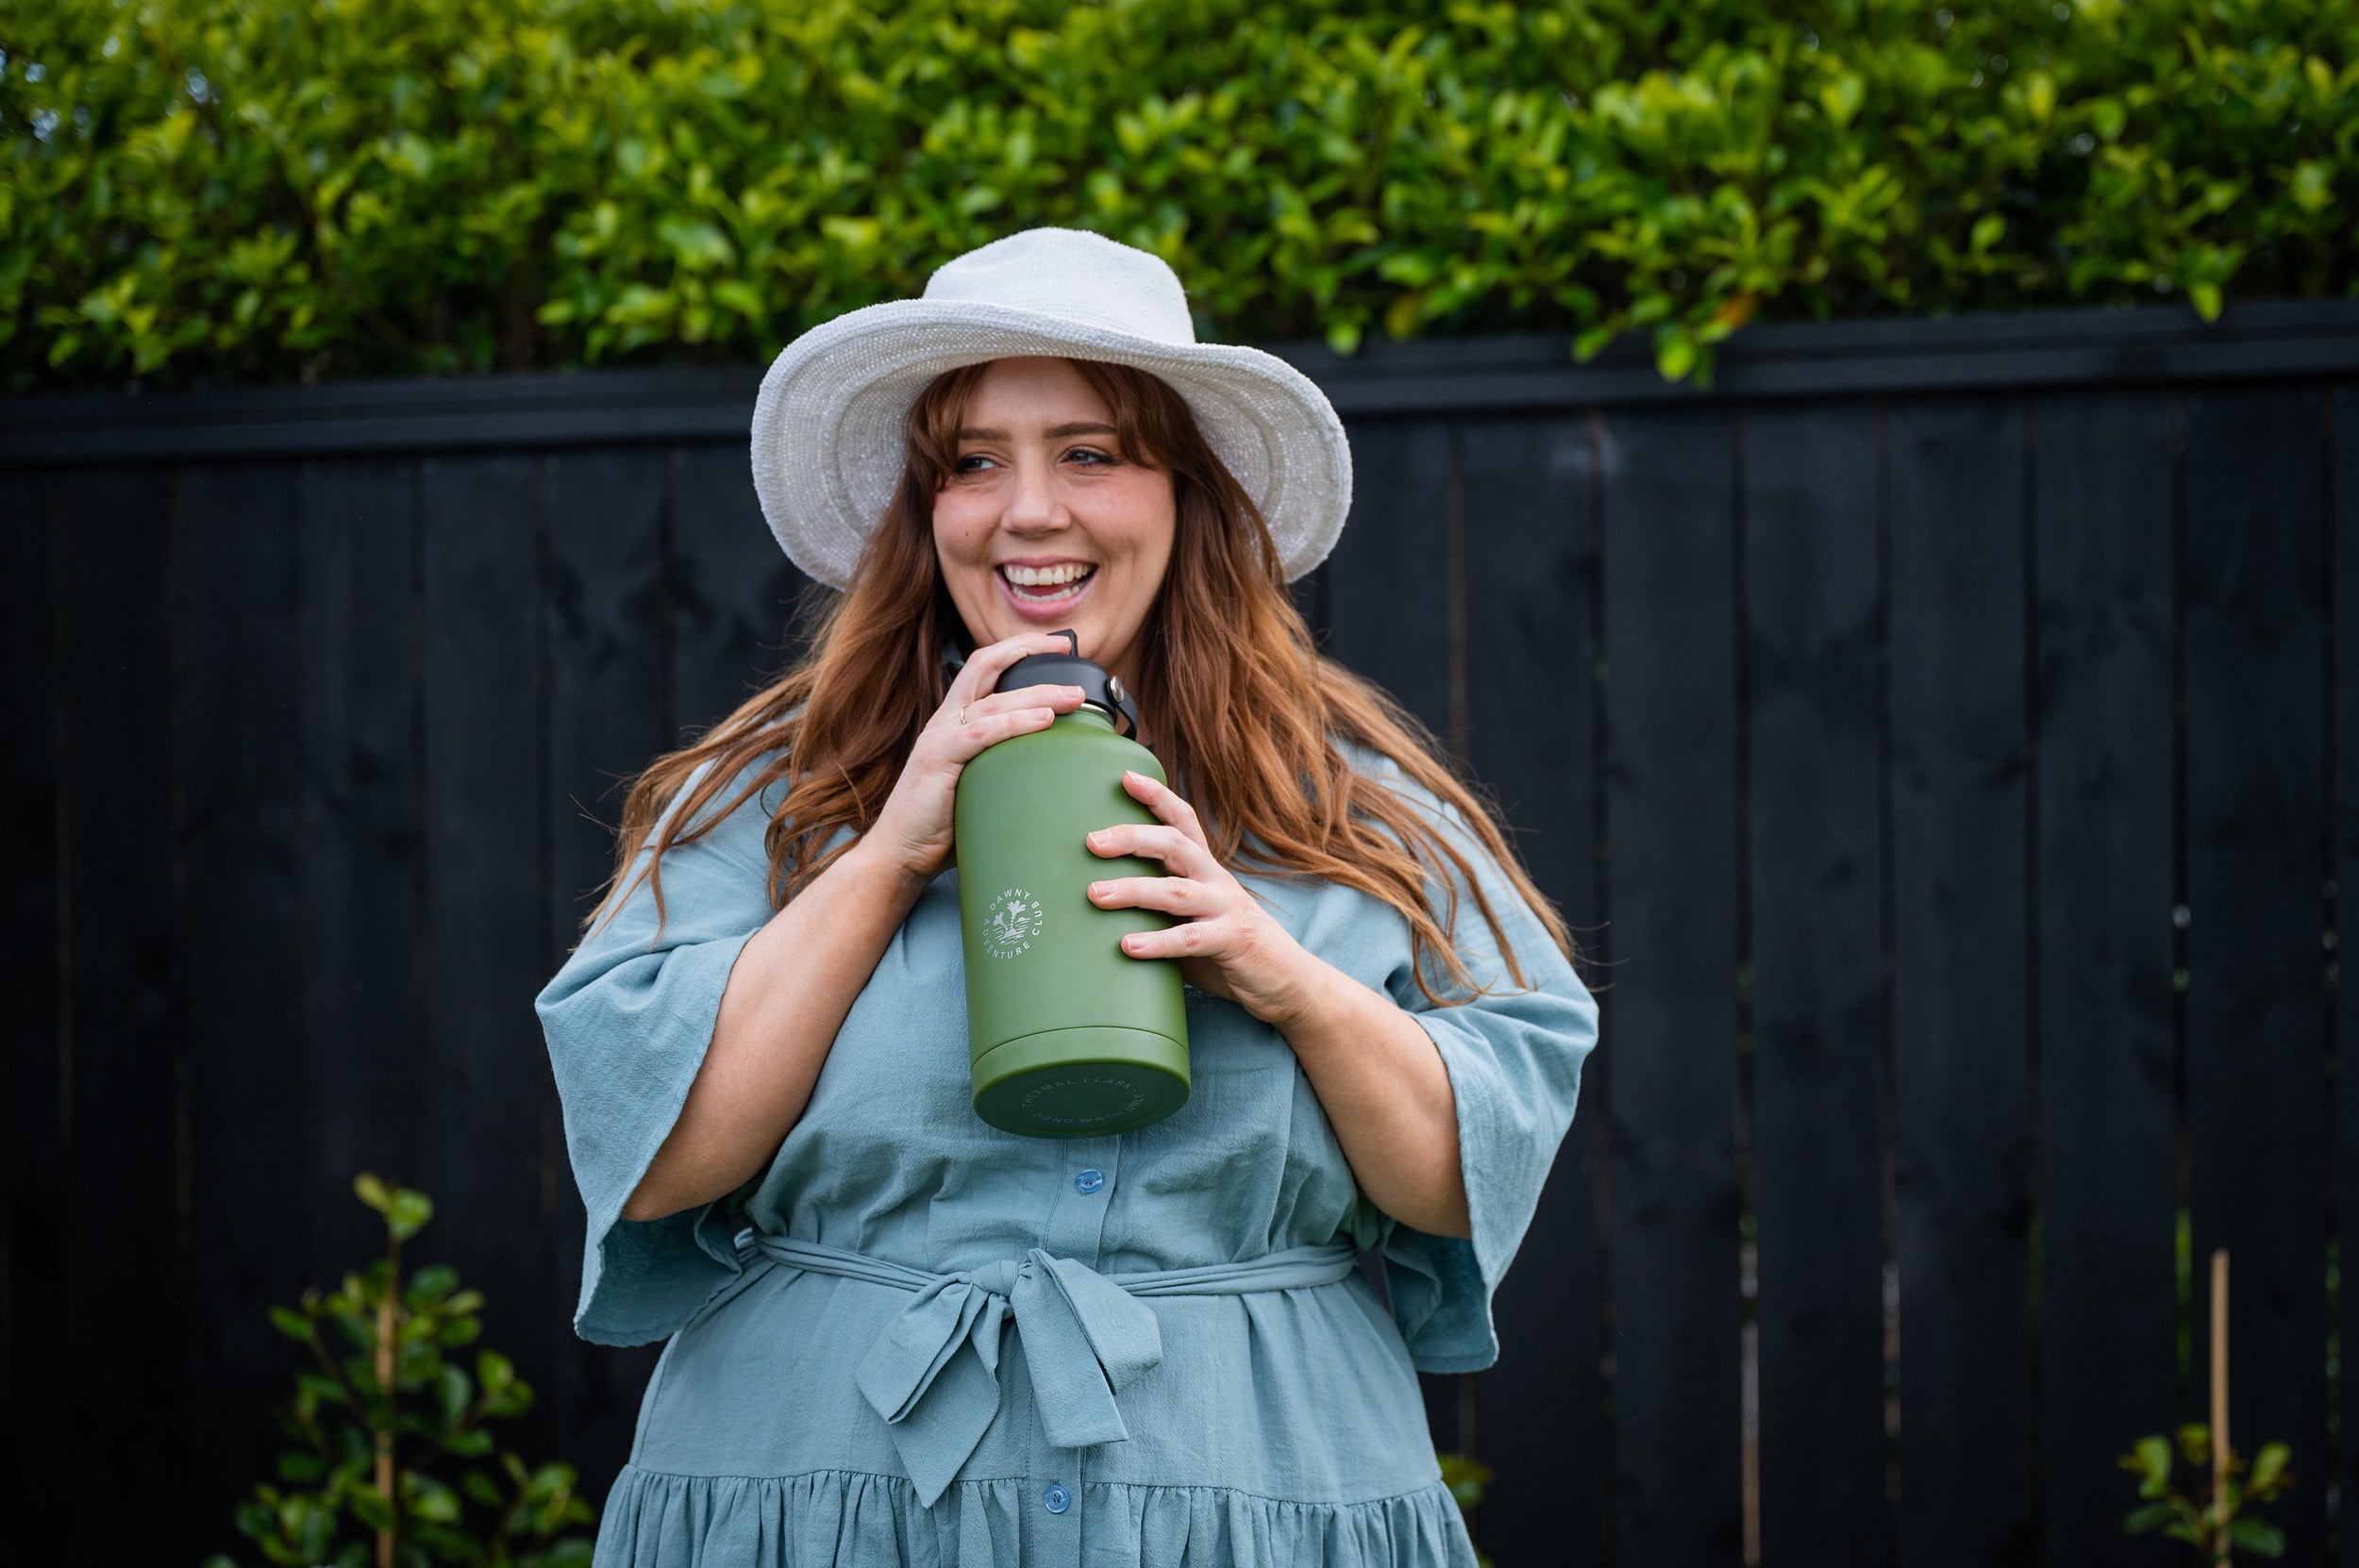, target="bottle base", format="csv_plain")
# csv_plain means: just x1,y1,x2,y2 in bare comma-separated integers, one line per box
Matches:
971,1026,1192,1138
